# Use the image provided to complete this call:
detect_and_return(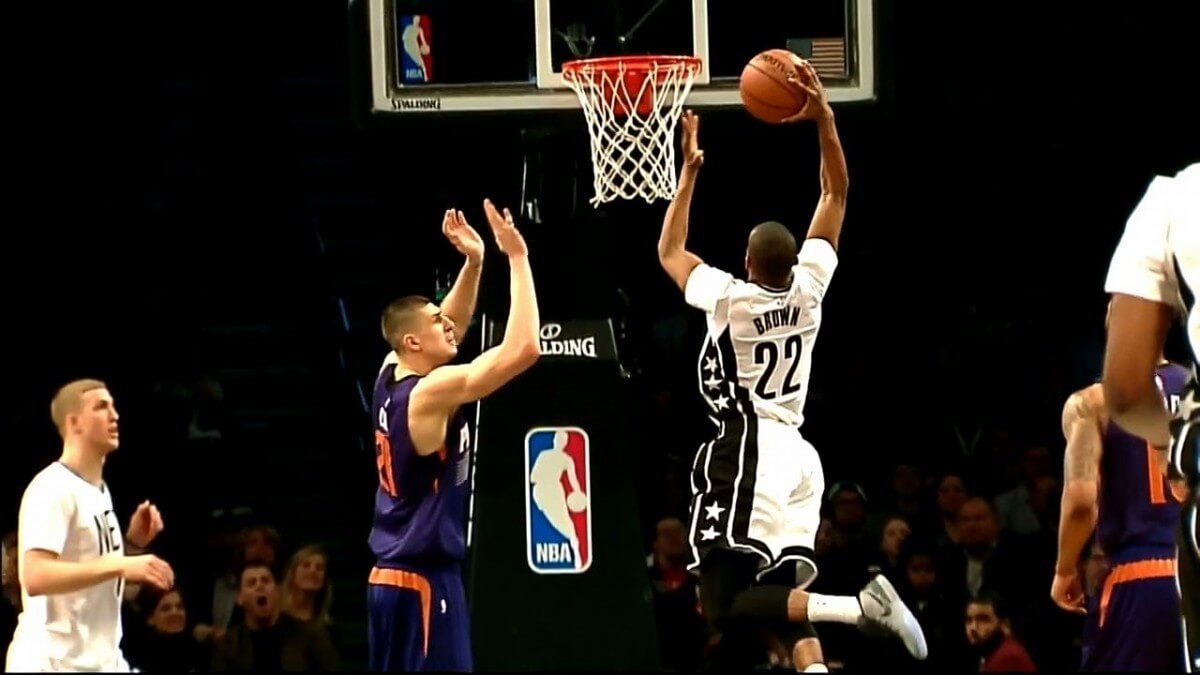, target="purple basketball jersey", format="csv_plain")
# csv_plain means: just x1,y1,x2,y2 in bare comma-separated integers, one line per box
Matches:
369,365,472,565
1096,362,1191,562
